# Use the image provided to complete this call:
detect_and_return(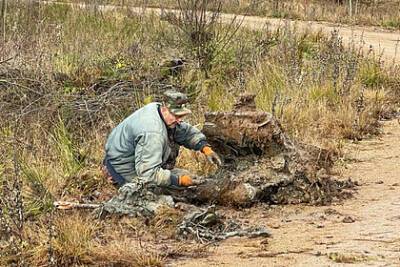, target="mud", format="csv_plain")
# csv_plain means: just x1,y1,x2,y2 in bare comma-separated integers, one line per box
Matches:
188,94,355,206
